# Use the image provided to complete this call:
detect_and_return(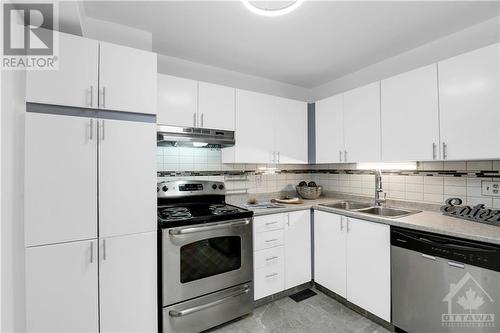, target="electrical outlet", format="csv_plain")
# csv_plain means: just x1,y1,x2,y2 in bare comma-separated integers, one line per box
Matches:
481,181,500,196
